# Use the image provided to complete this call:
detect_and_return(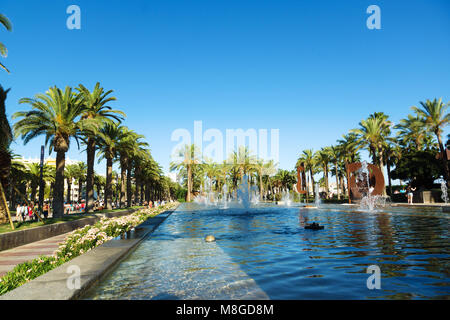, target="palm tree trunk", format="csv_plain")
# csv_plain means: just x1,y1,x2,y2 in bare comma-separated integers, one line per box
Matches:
134,166,140,205
53,150,66,218
105,156,113,210
259,173,263,199
85,137,96,213
378,149,386,195
187,164,192,202
66,179,71,203
0,182,14,228
120,161,126,207
78,180,83,202
126,162,132,207
335,162,340,200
